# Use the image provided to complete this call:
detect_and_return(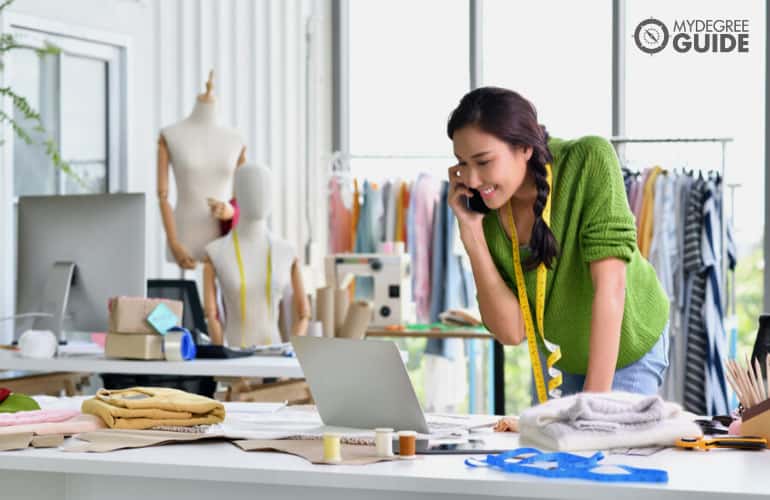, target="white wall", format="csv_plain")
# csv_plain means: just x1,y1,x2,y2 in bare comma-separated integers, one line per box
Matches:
0,0,332,341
